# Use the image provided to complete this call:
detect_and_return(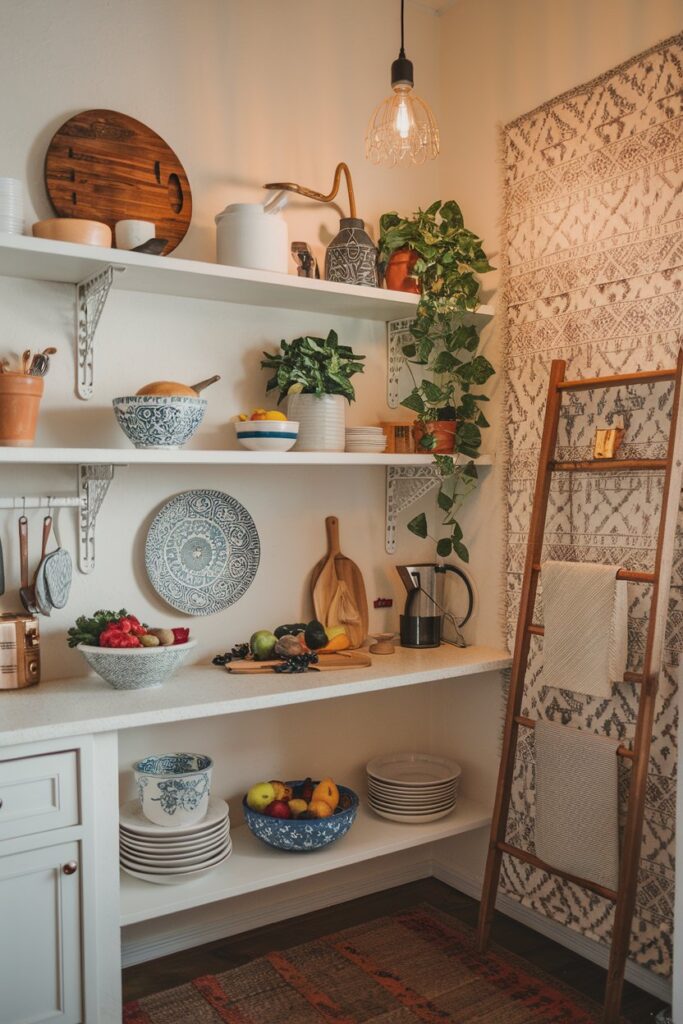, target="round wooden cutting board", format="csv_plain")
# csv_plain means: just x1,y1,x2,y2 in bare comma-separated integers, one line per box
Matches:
44,109,192,254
